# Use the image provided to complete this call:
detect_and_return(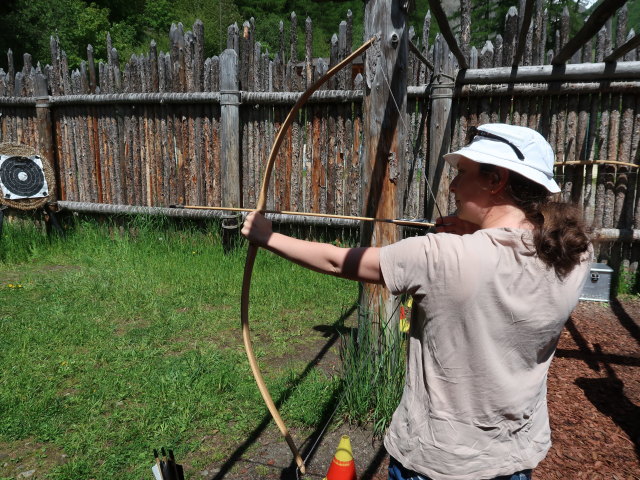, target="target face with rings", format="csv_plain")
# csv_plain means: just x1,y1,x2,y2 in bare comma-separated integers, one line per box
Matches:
0,155,49,200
